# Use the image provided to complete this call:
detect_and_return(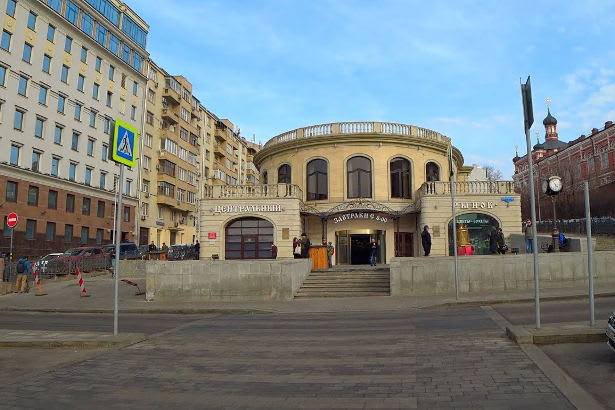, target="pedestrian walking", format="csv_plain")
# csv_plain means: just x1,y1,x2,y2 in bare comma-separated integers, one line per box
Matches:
292,237,301,259
14,256,31,293
271,243,278,259
369,238,378,266
524,220,534,253
421,225,431,256
326,242,334,268
194,240,200,260
300,233,311,259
